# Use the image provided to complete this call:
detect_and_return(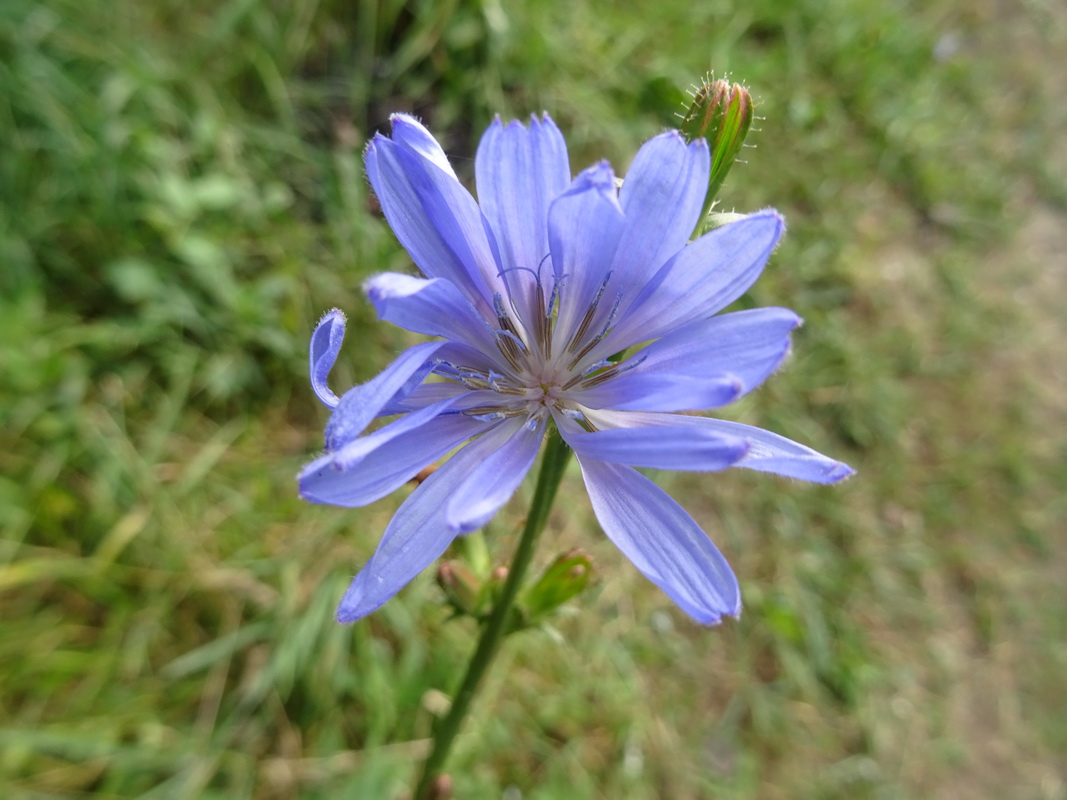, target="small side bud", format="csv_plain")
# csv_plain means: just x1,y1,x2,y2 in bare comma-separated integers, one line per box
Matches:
521,549,595,621
427,773,452,800
436,560,483,616
484,565,510,608
679,76,755,222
